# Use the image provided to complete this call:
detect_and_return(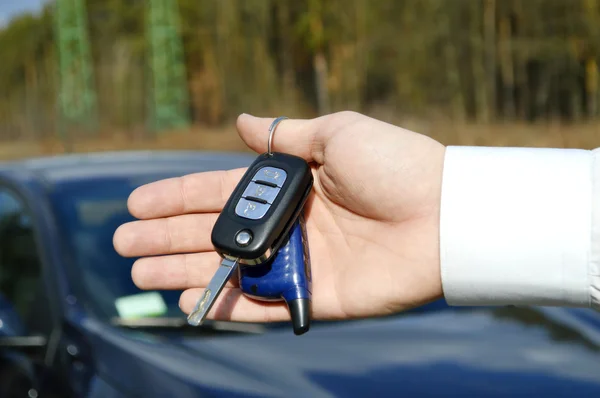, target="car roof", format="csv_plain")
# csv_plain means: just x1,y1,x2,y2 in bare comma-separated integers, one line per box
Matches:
0,150,256,186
